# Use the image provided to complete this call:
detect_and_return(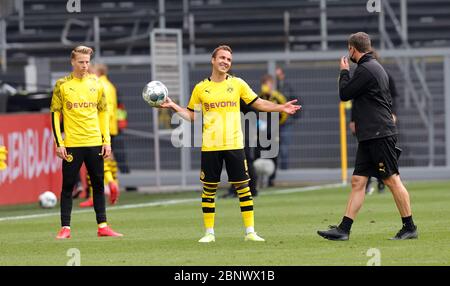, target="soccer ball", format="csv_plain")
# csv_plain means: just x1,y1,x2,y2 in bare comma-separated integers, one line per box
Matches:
253,158,275,177
39,191,57,209
253,158,275,188
142,81,168,107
